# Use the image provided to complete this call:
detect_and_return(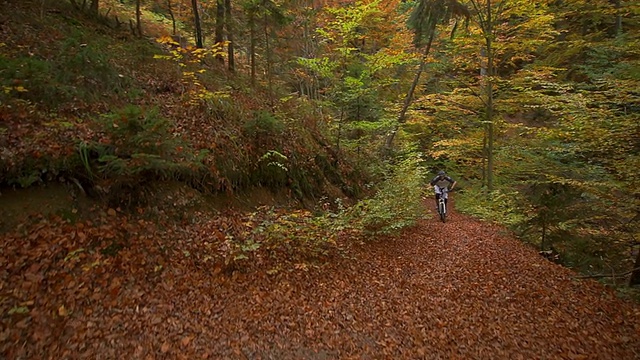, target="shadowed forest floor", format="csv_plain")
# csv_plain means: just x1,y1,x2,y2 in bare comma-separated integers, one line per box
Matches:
1,201,639,359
